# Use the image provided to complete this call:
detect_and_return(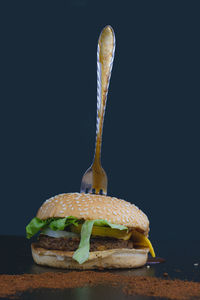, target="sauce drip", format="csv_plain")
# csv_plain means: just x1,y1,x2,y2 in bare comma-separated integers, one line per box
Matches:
147,257,166,264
